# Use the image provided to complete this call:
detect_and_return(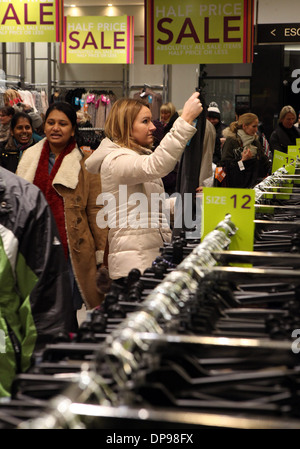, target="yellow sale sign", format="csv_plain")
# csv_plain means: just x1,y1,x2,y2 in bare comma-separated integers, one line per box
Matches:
0,0,64,42
145,0,254,64
61,16,134,64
